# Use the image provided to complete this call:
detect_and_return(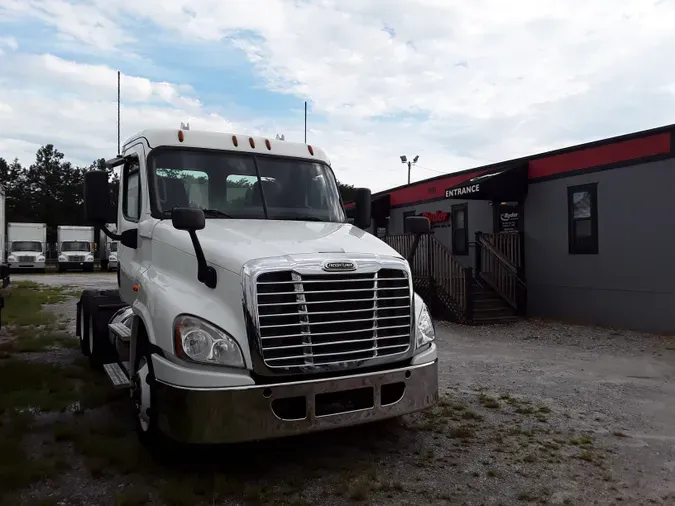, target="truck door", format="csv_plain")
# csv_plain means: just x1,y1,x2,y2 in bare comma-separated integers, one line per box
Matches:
117,144,146,303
